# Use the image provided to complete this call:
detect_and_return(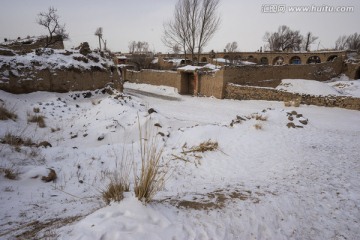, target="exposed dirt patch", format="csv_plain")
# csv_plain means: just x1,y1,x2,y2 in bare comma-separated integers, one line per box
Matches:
159,187,275,210
0,216,82,239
